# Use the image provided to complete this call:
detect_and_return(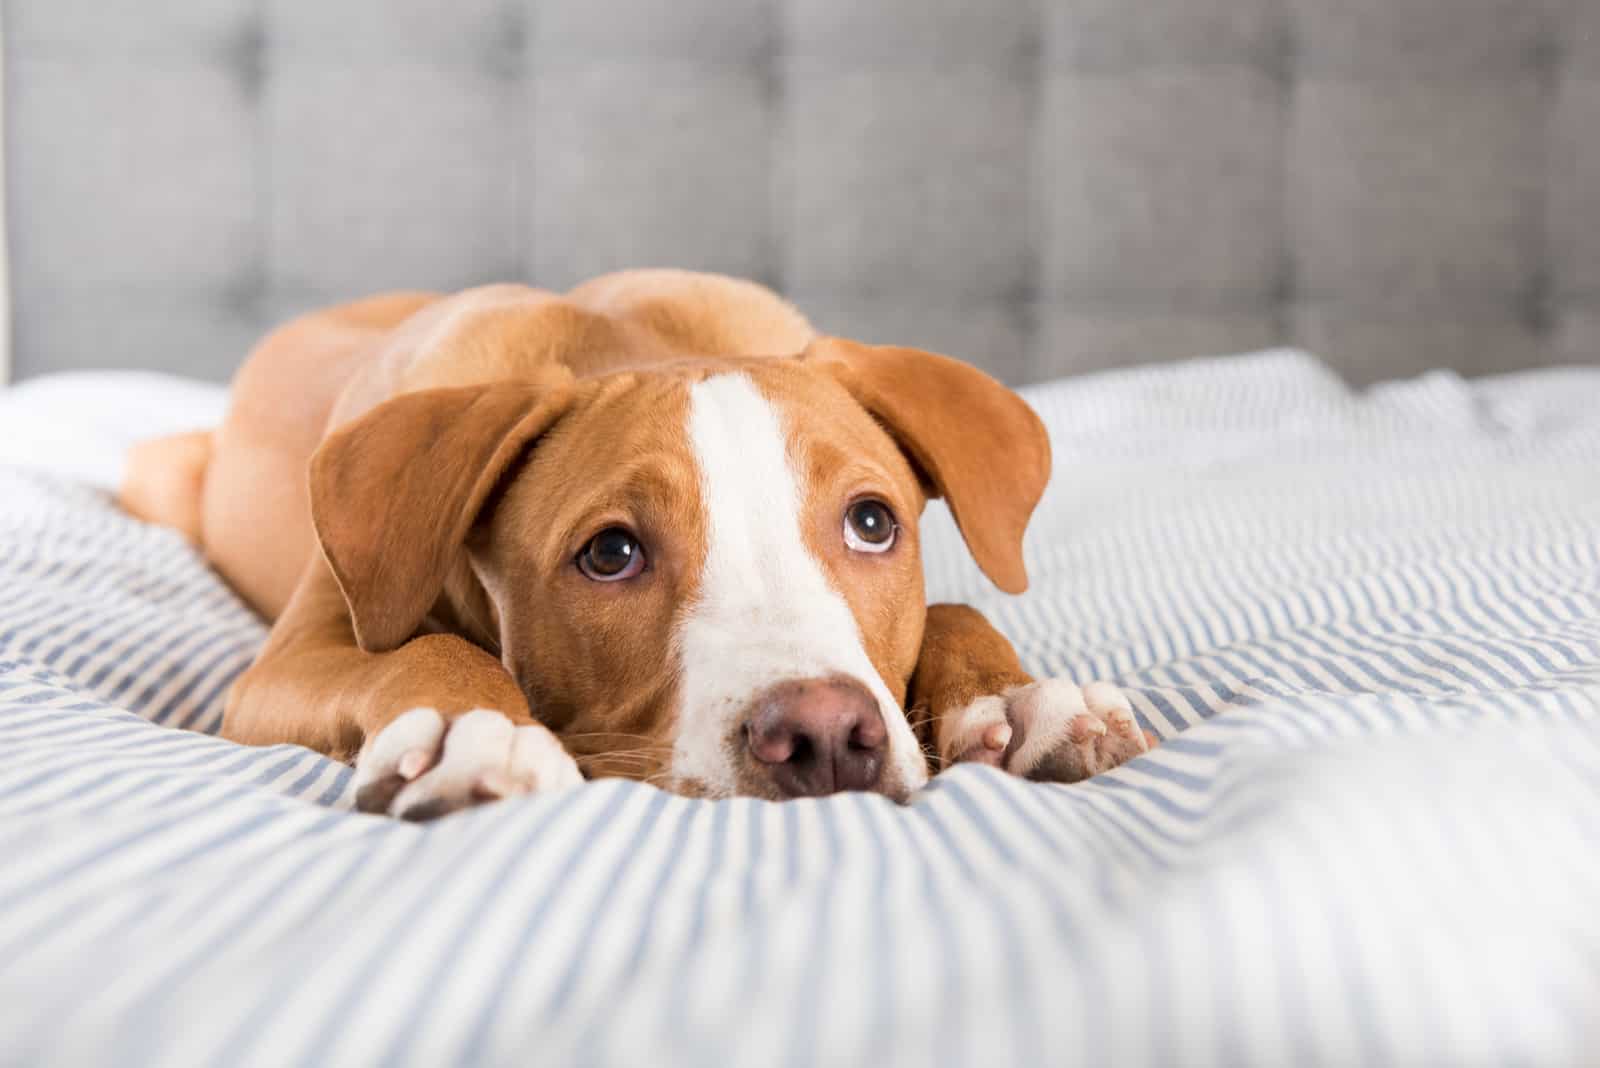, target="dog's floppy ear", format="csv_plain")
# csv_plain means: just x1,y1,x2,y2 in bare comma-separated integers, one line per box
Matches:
309,383,573,652
803,336,1051,594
